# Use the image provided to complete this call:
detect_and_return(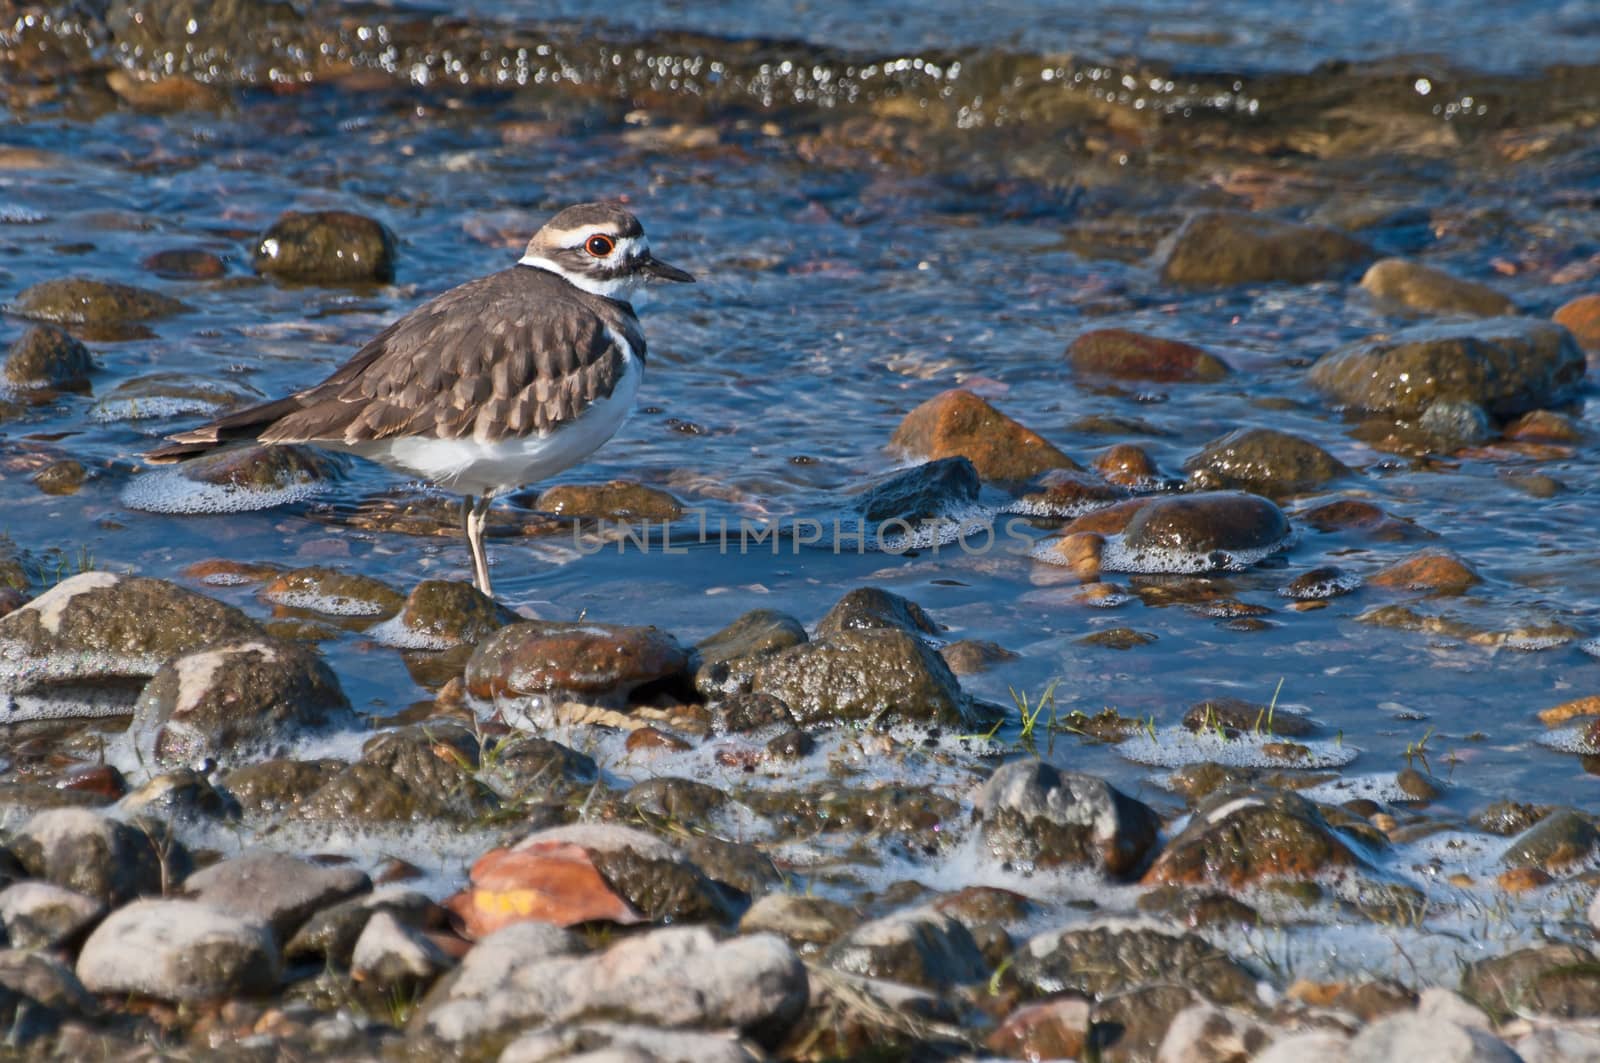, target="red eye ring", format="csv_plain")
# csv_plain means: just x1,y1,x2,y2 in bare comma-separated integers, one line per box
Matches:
585,234,615,257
